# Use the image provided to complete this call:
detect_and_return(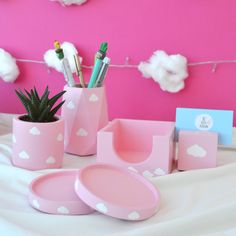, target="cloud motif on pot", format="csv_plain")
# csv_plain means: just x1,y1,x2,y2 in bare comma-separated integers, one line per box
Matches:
96,203,108,213
29,127,41,135
57,206,70,214
66,101,75,110
57,133,63,142
76,128,88,137
46,156,56,164
19,151,30,159
32,199,40,209
128,211,140,220
89,94,99,102
187,144,207,158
